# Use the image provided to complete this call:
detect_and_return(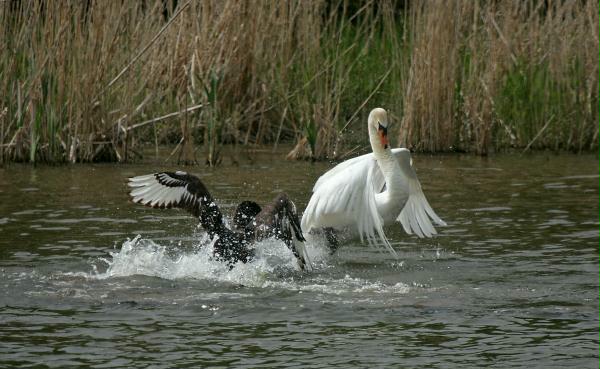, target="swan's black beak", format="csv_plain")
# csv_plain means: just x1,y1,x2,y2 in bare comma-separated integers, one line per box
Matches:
378,123,389,149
